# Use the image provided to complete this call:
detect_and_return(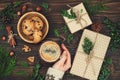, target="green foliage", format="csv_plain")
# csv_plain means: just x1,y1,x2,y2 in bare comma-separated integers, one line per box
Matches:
61,0,108,18
0,25,5,30
0,1,21,25
82,0,109,16
0,46,16,78
98,58,112,80
16,71,27,76
41,2,49,10
82,37,93,54
67,34,74,43
103,17,120,51
53,25,74,43
30,62,44,80
19,61,29,68
53,29,60,37
61,9,76,19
